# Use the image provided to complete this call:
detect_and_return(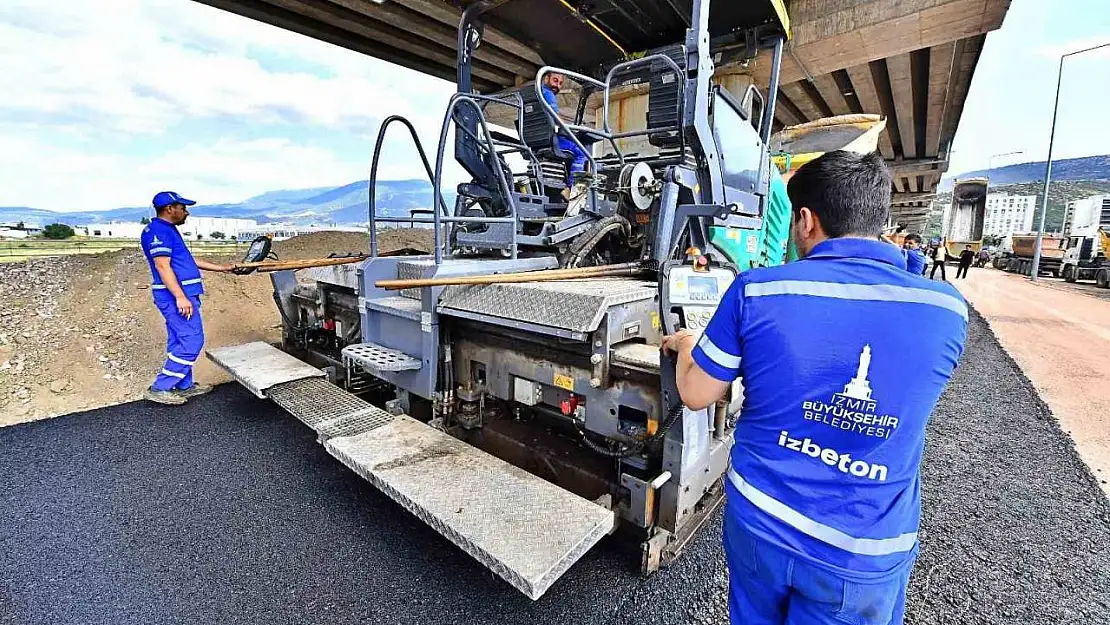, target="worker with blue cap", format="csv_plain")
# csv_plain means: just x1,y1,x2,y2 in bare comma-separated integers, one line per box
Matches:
662,151,967,625
141,191,234,405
